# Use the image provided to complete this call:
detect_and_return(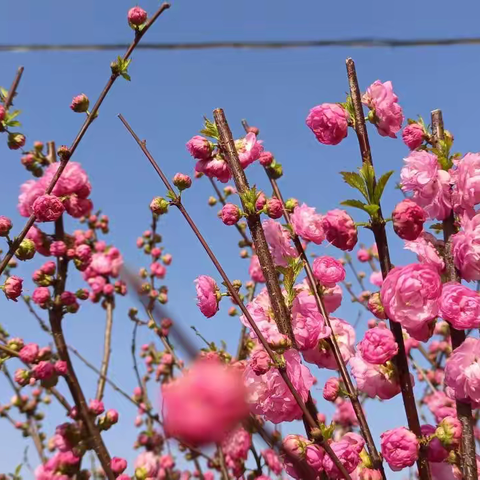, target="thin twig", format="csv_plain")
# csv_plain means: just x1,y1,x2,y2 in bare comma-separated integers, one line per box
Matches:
4,66,24,109
0,3,171,277
119,113,352,480
431,108,477,480
96,299,114,401
346,57,430,480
